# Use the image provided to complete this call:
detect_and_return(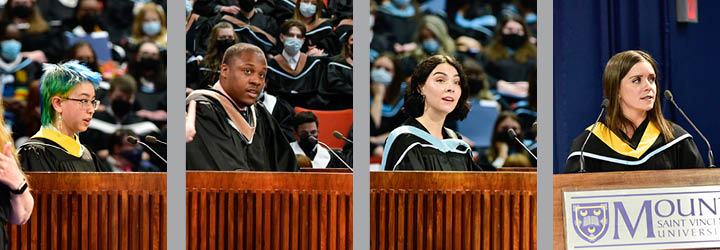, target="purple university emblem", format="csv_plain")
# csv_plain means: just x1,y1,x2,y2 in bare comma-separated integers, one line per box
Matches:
572,202,609,243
